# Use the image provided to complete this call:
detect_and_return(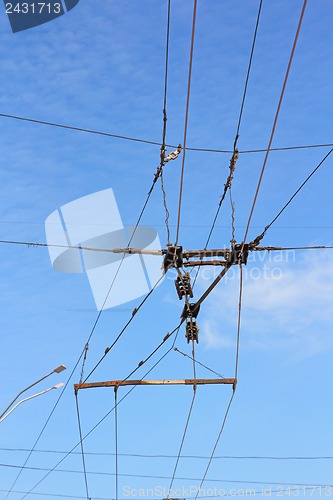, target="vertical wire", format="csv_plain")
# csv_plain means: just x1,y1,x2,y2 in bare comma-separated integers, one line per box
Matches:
242,0,308,246
75,393,91,500
194,262,243,500
114,387,119,500
235,263,243,381
160,0,172,245
175,0,198,246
